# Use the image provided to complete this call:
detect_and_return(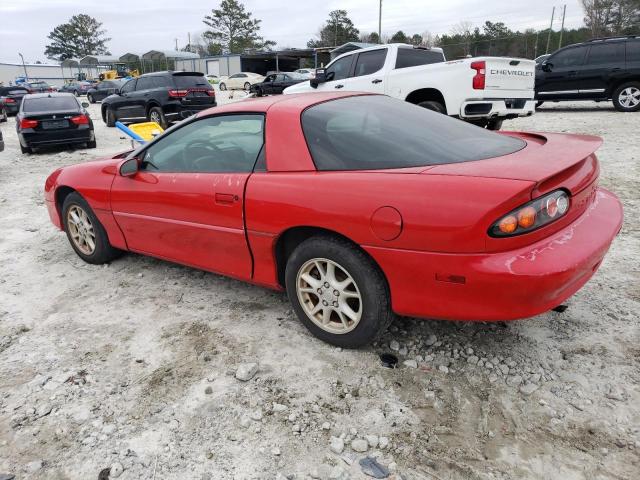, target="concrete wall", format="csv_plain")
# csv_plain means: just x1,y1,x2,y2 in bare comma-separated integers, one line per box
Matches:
175,56,241,77
0,62,107,87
